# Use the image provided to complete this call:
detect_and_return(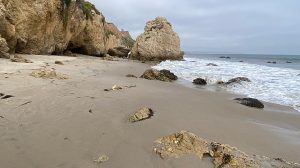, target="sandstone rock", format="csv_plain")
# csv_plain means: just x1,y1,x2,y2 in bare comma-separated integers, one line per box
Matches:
193,78,207,85
226,77,251,85
0,0,125,56
140,69,178,82
129,107,153,123
130,17,183,61
107,47,130,58
30,68,68,80
154,131,300,168
0,35,9,59
235,98,265,109
207,63,218,66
